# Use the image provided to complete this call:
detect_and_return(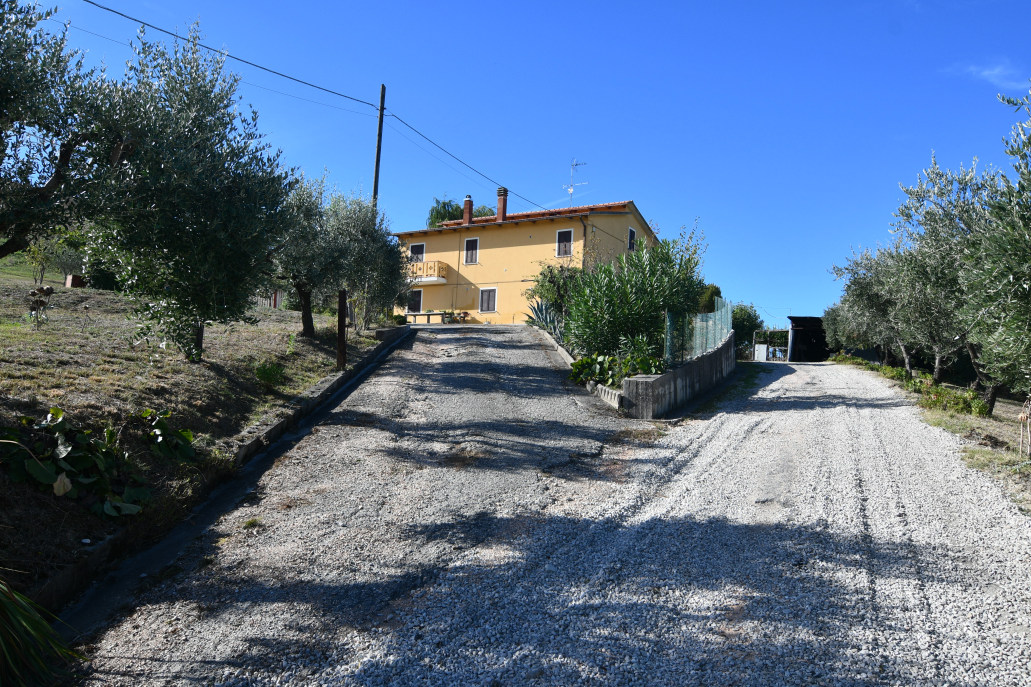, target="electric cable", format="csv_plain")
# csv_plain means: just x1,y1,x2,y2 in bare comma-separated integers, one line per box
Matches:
82,0,378,108
78,0,550,211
